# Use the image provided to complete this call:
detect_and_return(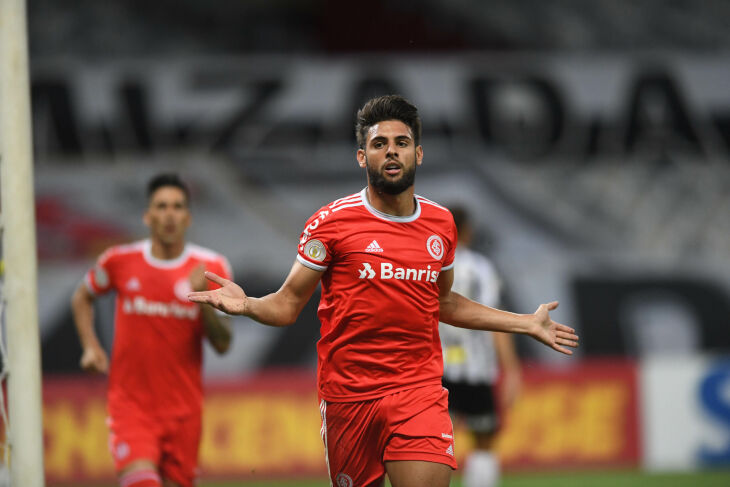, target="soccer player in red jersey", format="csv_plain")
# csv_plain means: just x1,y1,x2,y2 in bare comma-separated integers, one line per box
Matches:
188,95,579,487
71,174,233,487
